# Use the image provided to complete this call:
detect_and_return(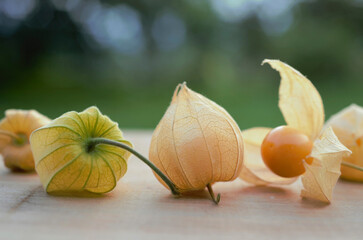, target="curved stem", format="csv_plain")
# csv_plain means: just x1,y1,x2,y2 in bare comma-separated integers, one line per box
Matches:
342,161,363,172
88,138,180,196
207,183,220,205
